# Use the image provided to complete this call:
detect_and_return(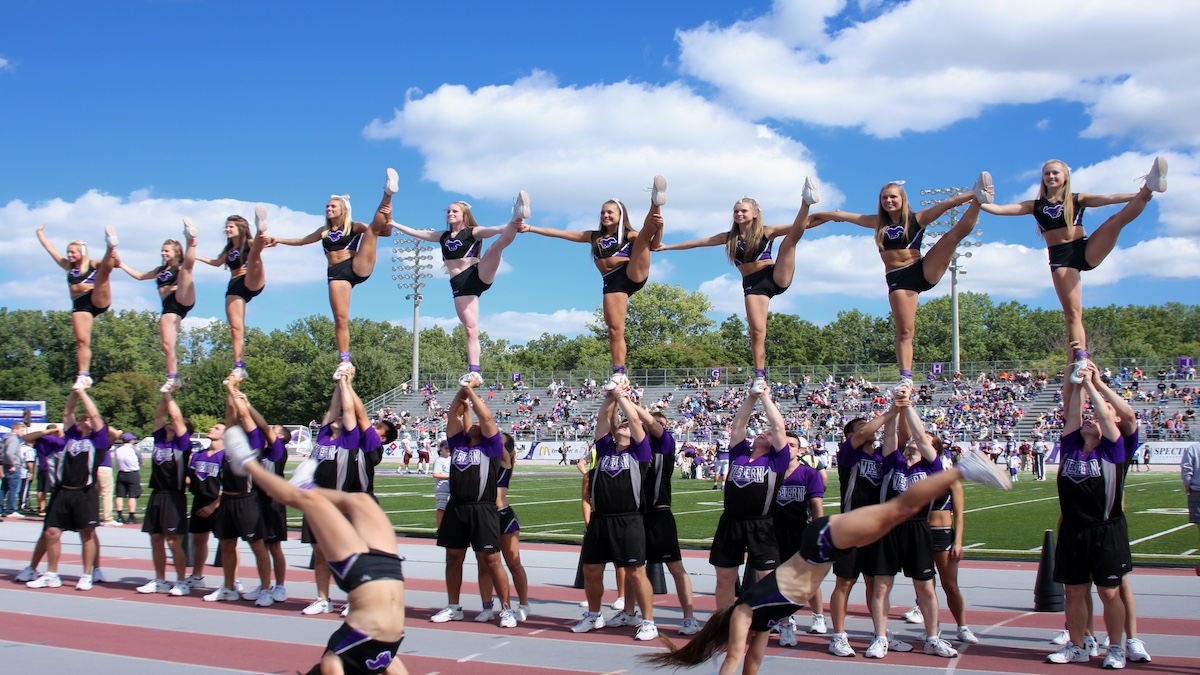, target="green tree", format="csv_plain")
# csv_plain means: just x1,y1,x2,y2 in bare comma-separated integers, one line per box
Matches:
588,283,714,354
